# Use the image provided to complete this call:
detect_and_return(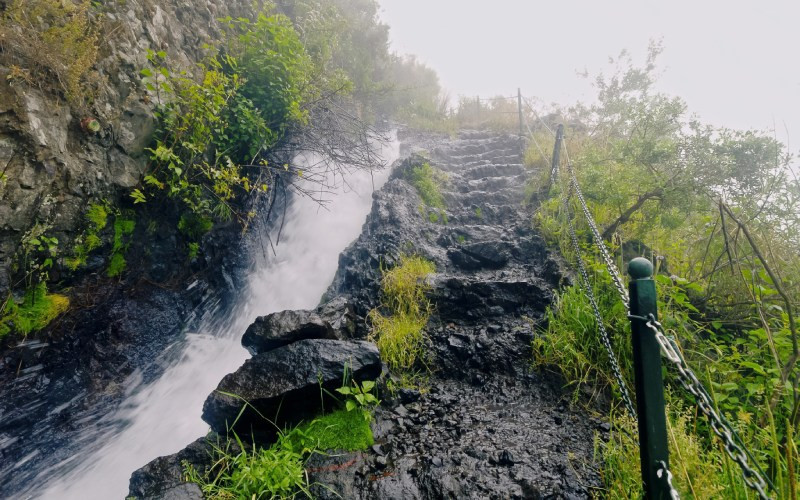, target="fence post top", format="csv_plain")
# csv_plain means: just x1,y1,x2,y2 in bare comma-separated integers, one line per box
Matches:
628,257,654,280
